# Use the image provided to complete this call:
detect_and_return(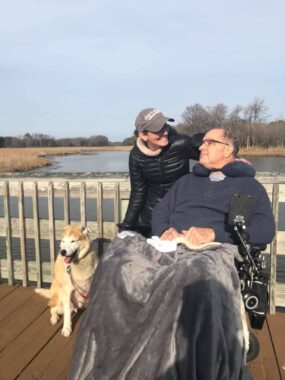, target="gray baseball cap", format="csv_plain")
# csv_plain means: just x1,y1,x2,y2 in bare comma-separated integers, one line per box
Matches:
135,108,175,132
